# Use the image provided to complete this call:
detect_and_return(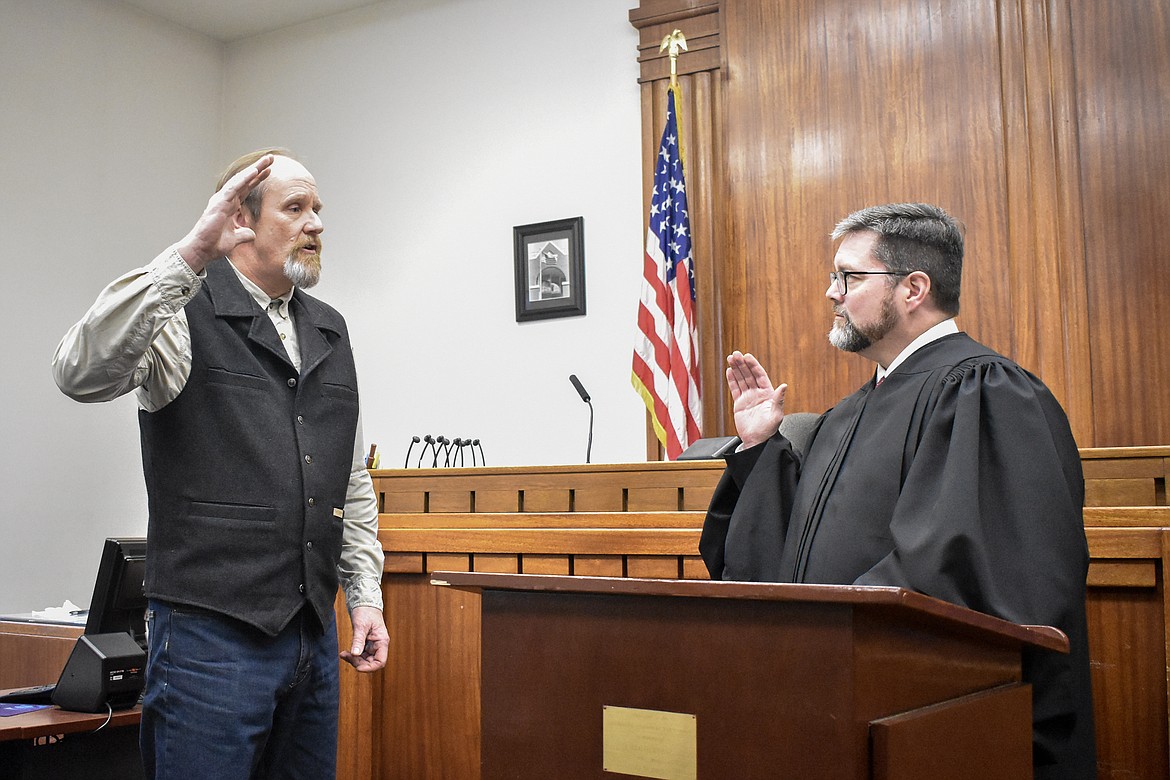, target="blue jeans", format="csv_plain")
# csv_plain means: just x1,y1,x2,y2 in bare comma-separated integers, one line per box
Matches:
140,600,339,780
